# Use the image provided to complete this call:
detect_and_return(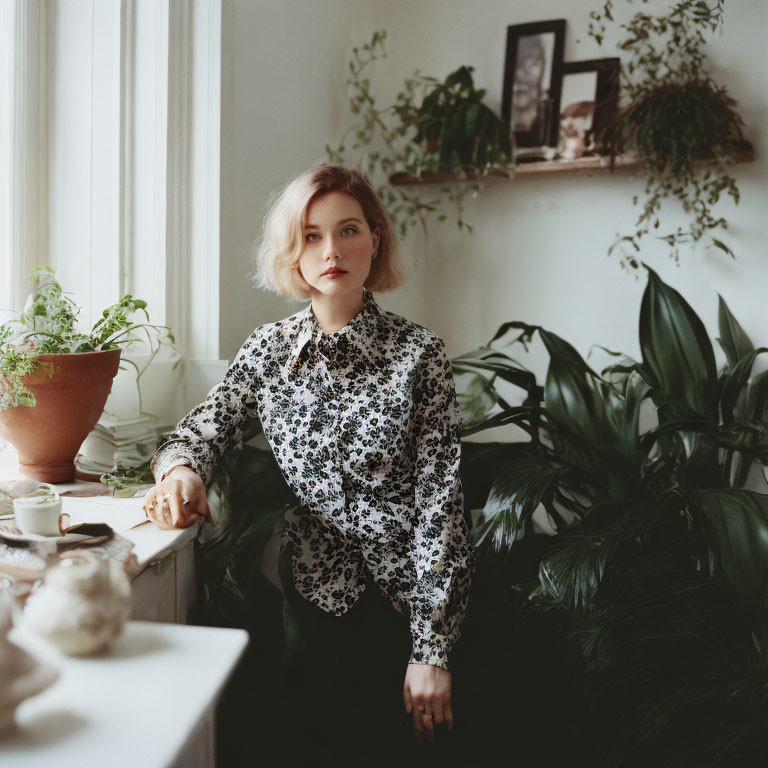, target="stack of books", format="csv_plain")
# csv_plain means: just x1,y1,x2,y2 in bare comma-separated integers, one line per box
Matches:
76,412,159,475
